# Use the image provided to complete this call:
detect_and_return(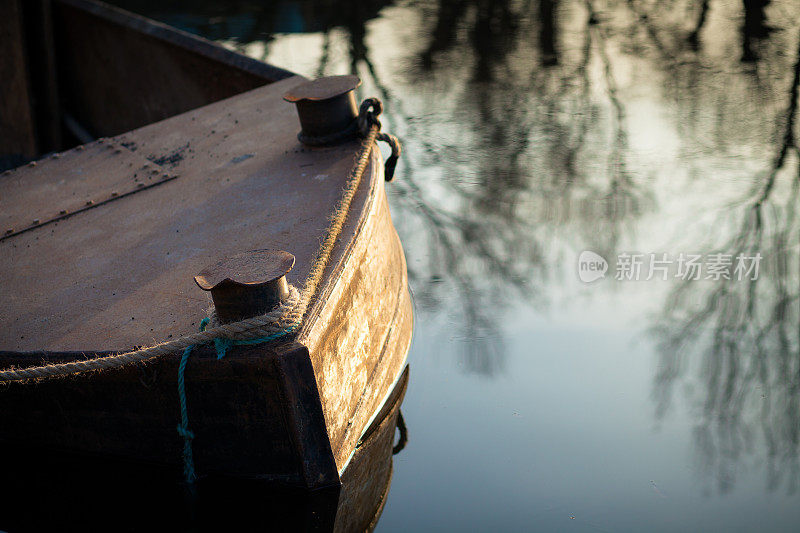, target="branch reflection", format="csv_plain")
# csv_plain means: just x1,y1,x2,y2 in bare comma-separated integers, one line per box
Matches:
653,28,800,495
